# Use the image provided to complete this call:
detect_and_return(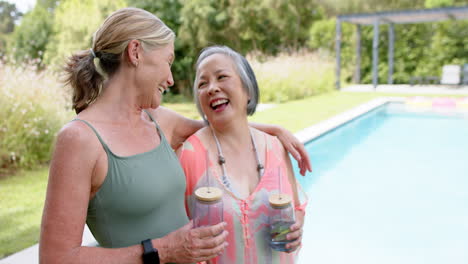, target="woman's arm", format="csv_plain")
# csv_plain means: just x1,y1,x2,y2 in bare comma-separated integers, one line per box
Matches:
153,107,311,175
153,106,204,150
251,123,312,176
40,123,227,264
